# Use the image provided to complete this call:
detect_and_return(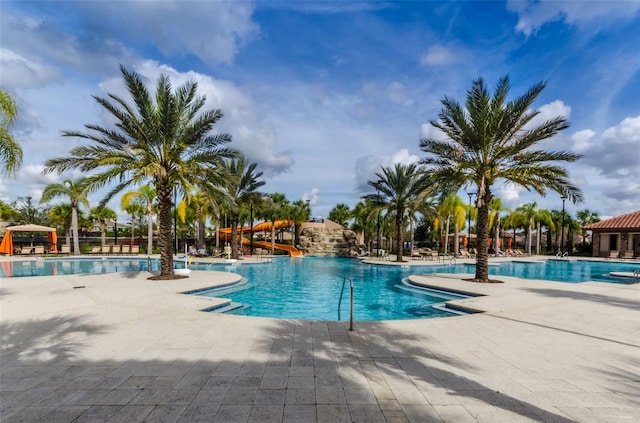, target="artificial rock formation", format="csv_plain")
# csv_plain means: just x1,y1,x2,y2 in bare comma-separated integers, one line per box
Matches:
298,220,359,257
